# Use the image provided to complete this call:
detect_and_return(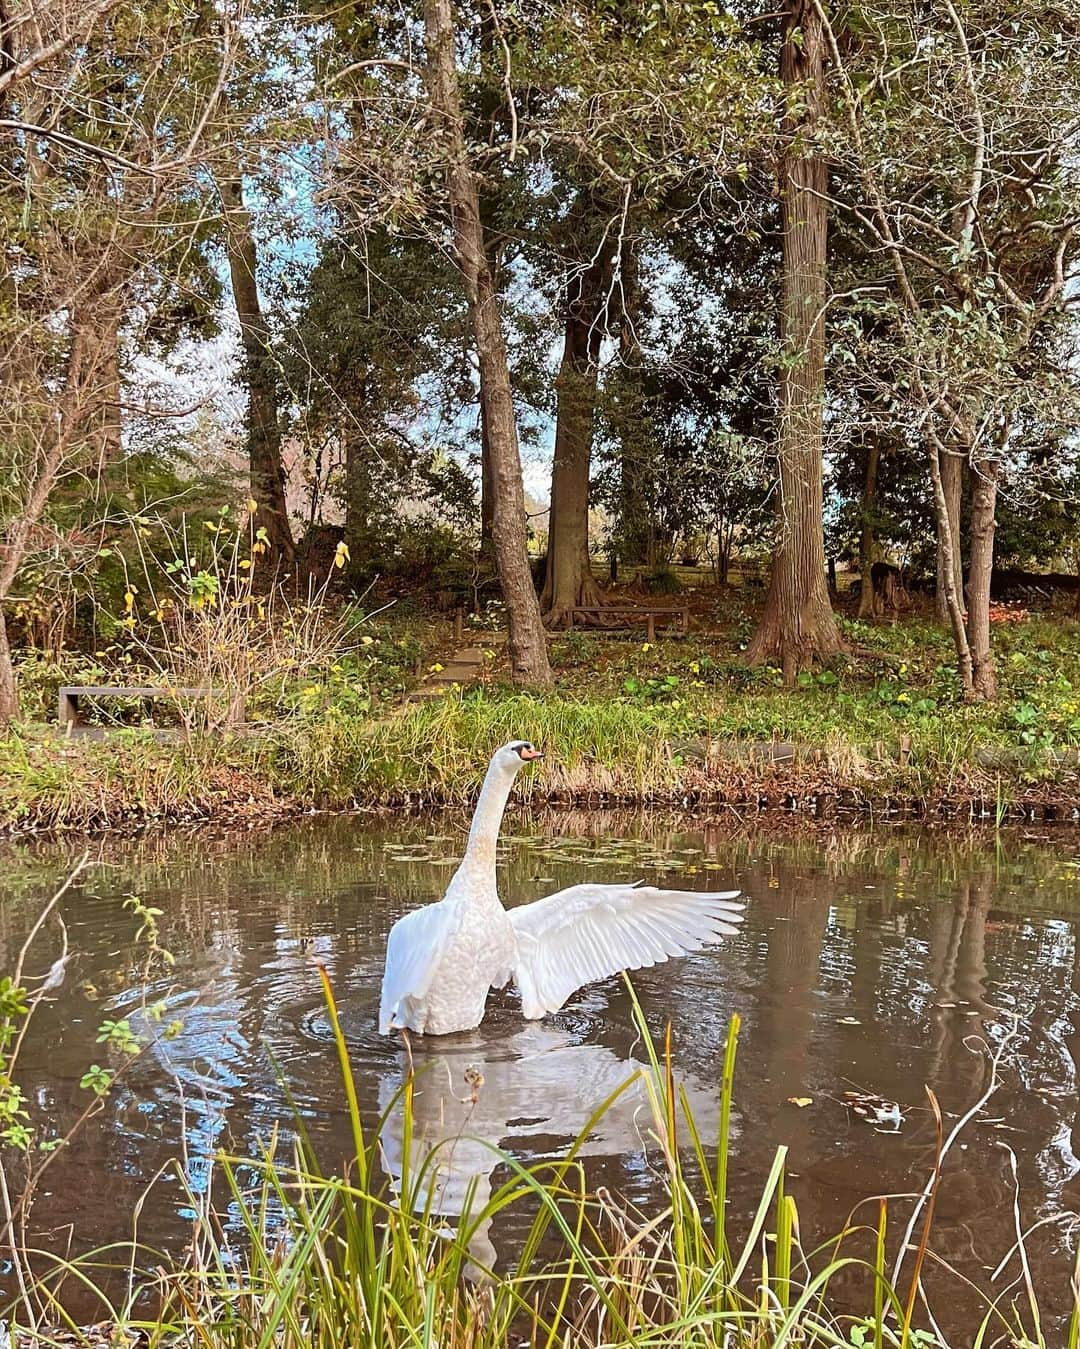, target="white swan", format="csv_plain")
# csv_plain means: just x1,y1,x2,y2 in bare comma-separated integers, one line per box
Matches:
378,740,744,1036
